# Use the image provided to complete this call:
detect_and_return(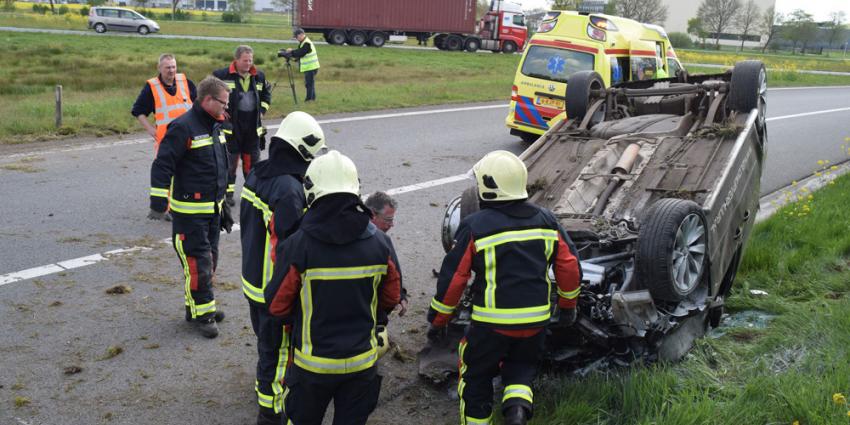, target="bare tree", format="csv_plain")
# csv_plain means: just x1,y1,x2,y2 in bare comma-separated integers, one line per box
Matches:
270,0,291,13
759,6,783,53
688,17,709,48
784,9,818,54
607,0,668,26
550,0,579,11
697,0,742,49
825,11,847,48
171,0,179,20
735,0,760,51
